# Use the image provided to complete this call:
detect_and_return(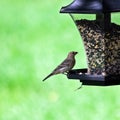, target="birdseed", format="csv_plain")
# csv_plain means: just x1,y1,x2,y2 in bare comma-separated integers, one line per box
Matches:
76,20,120,76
